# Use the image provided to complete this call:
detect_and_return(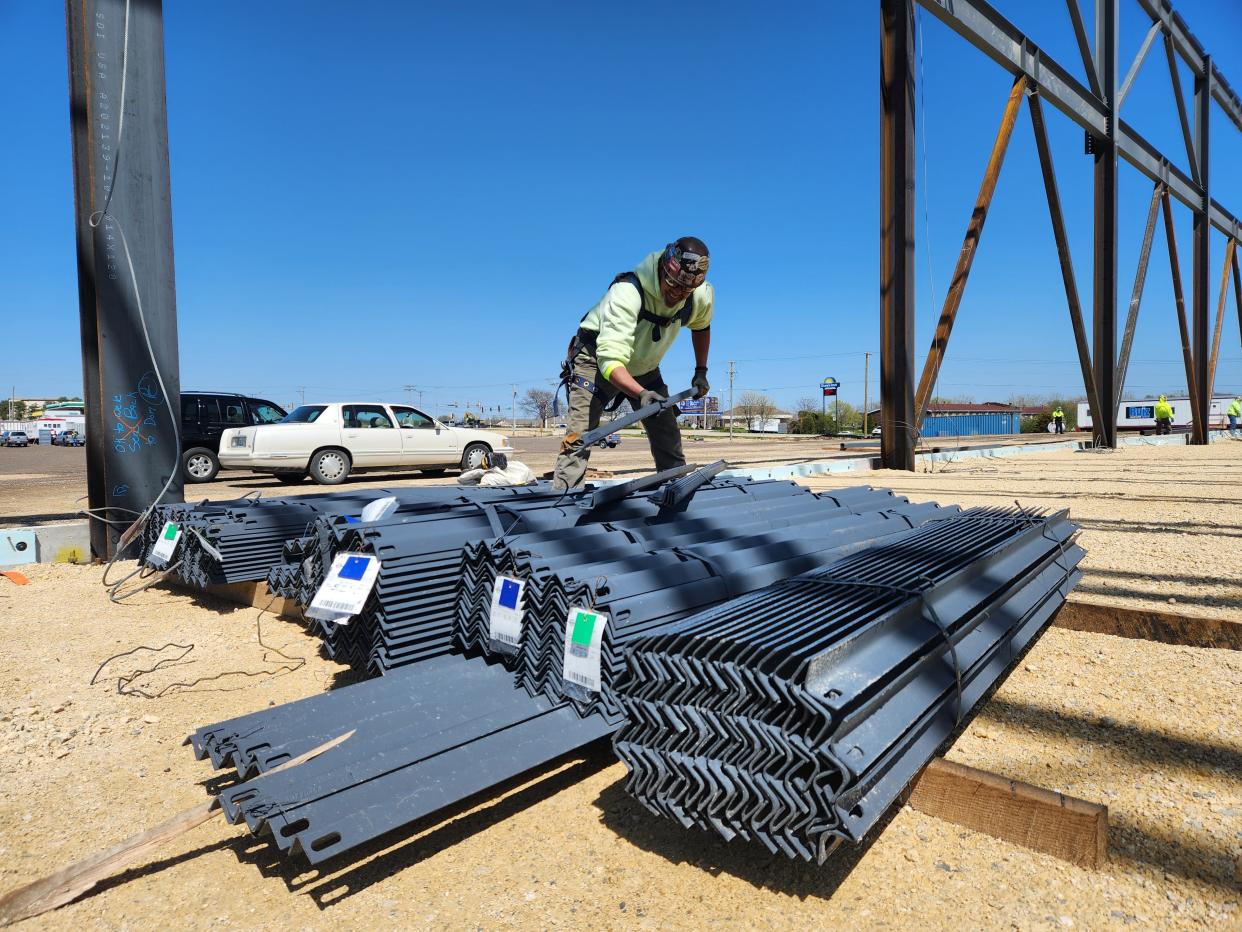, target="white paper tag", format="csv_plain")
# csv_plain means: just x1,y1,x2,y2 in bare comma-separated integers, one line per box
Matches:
148,521,182,567
307,553,381,622
361,496,399,523
561,605,608,693
488,575,526,648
